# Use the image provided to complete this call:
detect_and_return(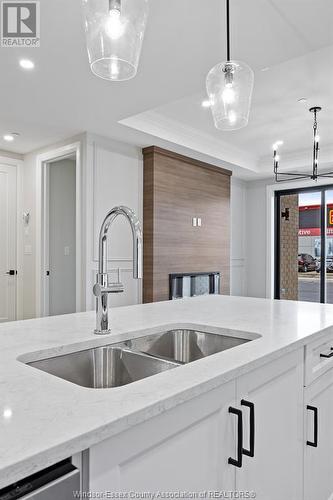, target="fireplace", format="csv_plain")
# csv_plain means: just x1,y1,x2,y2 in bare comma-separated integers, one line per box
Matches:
169,272,220,300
